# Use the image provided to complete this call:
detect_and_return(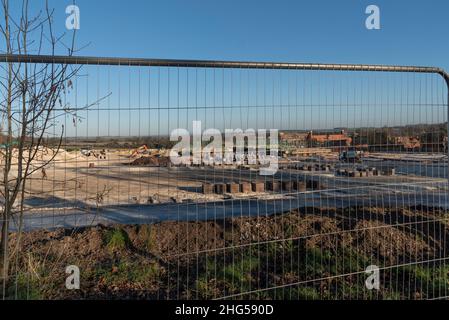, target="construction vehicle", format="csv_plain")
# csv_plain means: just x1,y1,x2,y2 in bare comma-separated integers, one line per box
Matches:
129,144,150,158
81,148,107,159
339,150,362,162
81,149,93,157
